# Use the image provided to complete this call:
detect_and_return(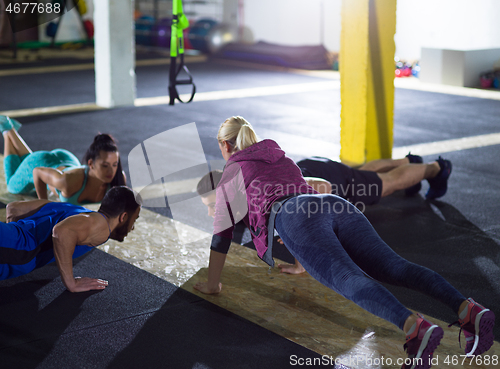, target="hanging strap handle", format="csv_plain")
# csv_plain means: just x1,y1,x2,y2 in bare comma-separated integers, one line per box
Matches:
169,51,196,105
169,0,196,105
